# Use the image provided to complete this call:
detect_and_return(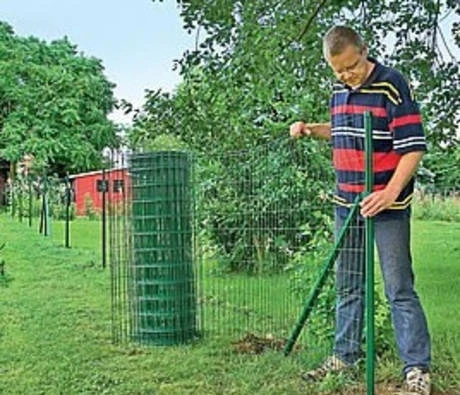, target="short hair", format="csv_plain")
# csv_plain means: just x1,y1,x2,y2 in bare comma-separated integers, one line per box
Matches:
323,26,365,57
